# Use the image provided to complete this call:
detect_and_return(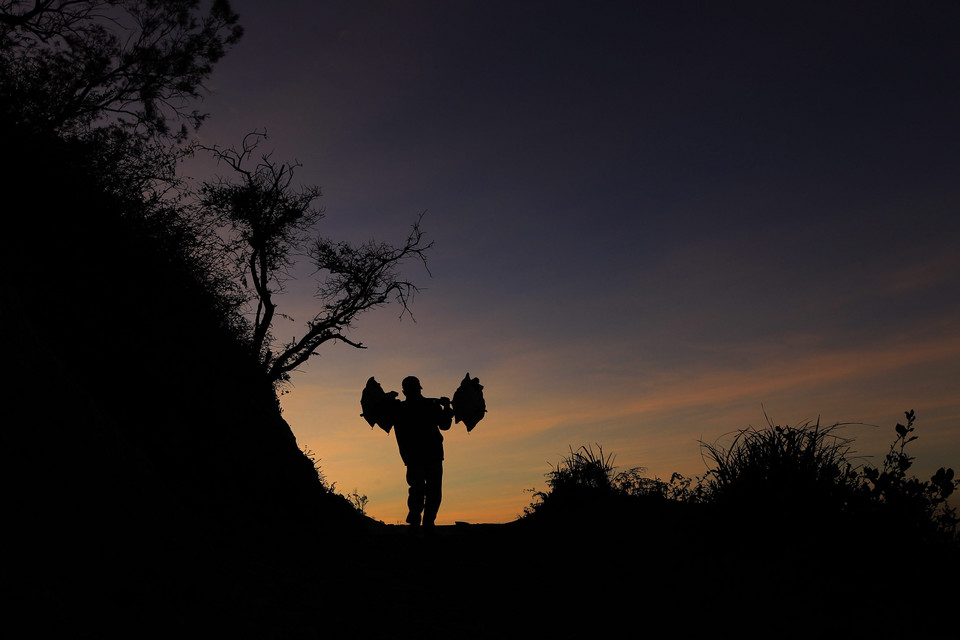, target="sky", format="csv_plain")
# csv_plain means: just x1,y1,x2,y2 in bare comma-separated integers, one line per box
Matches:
182,1,960,524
